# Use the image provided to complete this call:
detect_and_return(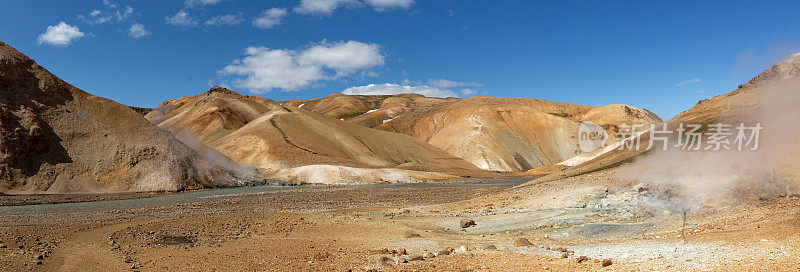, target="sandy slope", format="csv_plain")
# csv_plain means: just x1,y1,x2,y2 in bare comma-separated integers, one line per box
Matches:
145,86,284,143
148,87,481,184
286,94,660,172
0,41,247,194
